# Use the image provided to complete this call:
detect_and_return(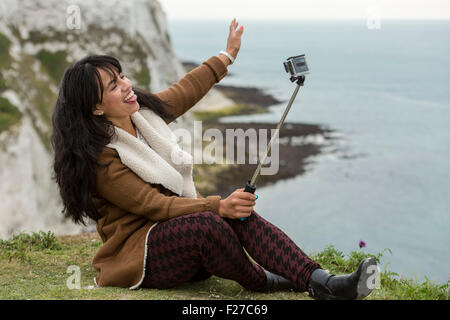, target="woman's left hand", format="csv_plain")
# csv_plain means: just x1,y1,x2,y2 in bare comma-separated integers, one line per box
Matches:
225,18,244,59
